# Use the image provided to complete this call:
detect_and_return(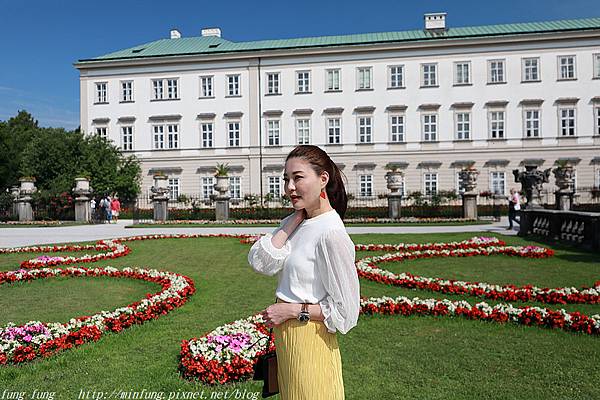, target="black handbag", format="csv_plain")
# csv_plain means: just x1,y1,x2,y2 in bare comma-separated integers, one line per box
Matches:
252,328,279,398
